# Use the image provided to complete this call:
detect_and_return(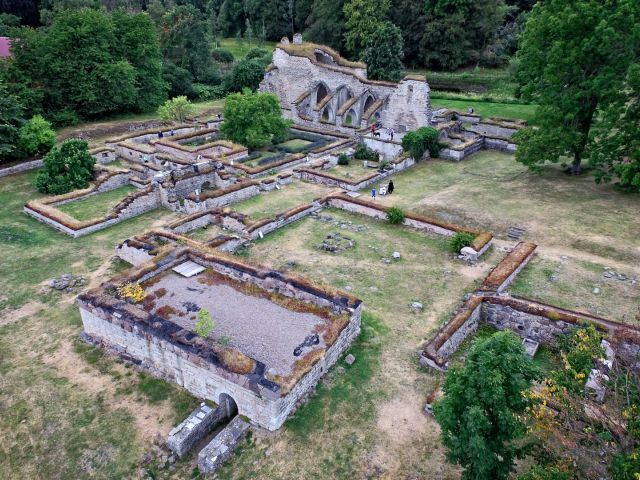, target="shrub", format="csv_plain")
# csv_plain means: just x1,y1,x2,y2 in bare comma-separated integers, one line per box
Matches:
450,231,475,253
212,49,235,63
158,96,195,123
193,83,226,101
35,139,95,194
194,308,215,338
117,282,144,303
224,58,265,92
386,206,405,224
337,153,350,165
402,127,442,160
246,48,267,60
17,115,56,157
353,142,379,161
